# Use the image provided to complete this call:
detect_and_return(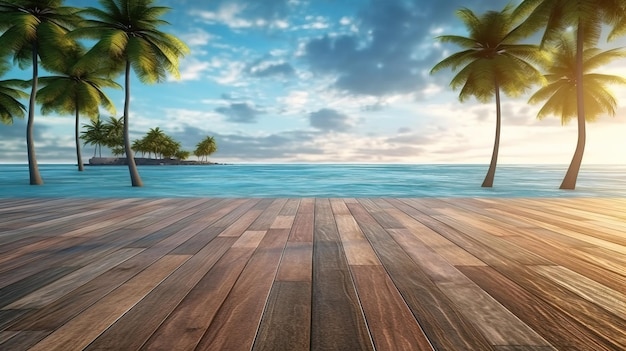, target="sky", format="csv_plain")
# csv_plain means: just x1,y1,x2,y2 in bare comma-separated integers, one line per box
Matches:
1,0,626,165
